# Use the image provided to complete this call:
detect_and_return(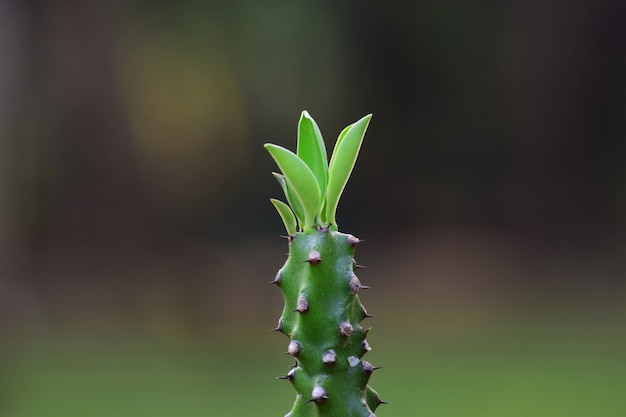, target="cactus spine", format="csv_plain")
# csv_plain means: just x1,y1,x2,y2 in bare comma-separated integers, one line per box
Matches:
265,112,385,417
